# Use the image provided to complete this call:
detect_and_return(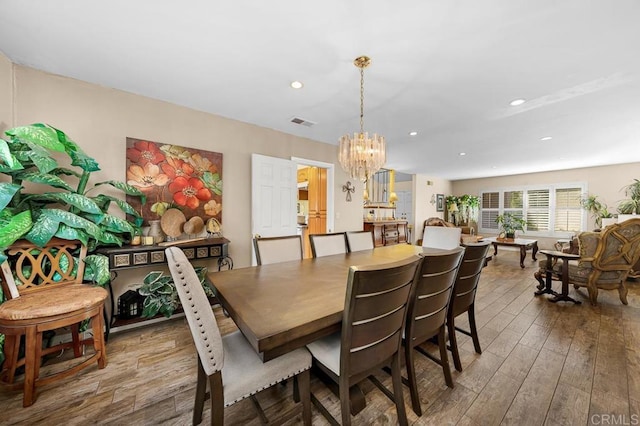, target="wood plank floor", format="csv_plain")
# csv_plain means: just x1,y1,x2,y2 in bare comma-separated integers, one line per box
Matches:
2,251,639,425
